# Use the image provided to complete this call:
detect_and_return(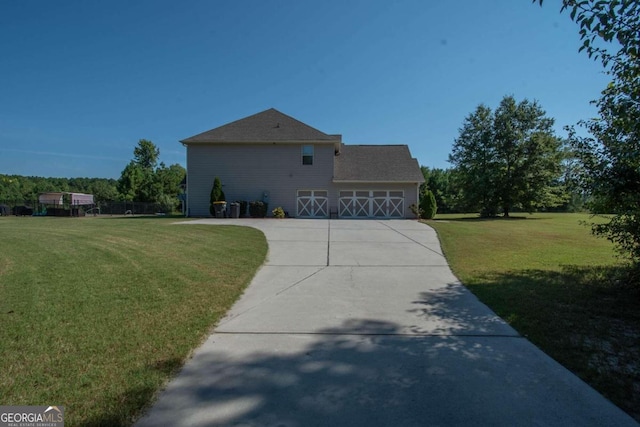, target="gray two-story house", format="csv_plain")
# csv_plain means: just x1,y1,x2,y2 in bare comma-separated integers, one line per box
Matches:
180,108,424,218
